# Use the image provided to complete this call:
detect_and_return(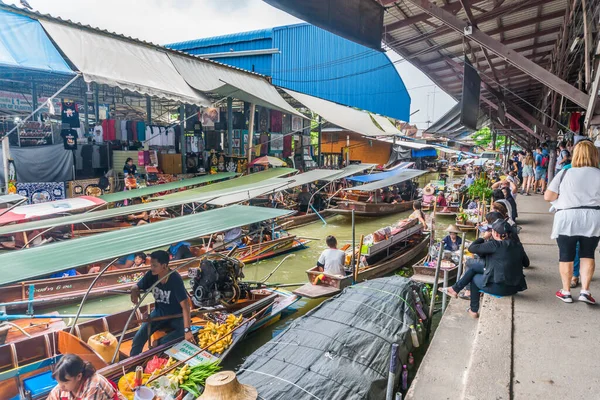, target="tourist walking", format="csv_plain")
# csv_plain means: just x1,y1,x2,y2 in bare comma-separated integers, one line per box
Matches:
534,146,549,194
521,151,536,195
544,140,600,304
